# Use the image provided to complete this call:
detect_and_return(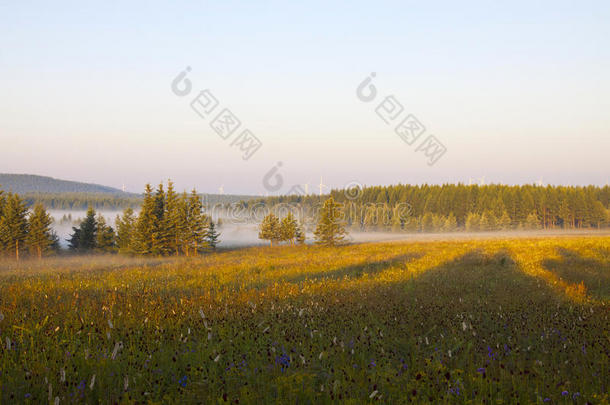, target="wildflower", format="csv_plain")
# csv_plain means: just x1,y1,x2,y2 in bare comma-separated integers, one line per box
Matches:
561,391,568,396
178,376,187,387
214,354,221,362
369,390,378,399
477,367,485,374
